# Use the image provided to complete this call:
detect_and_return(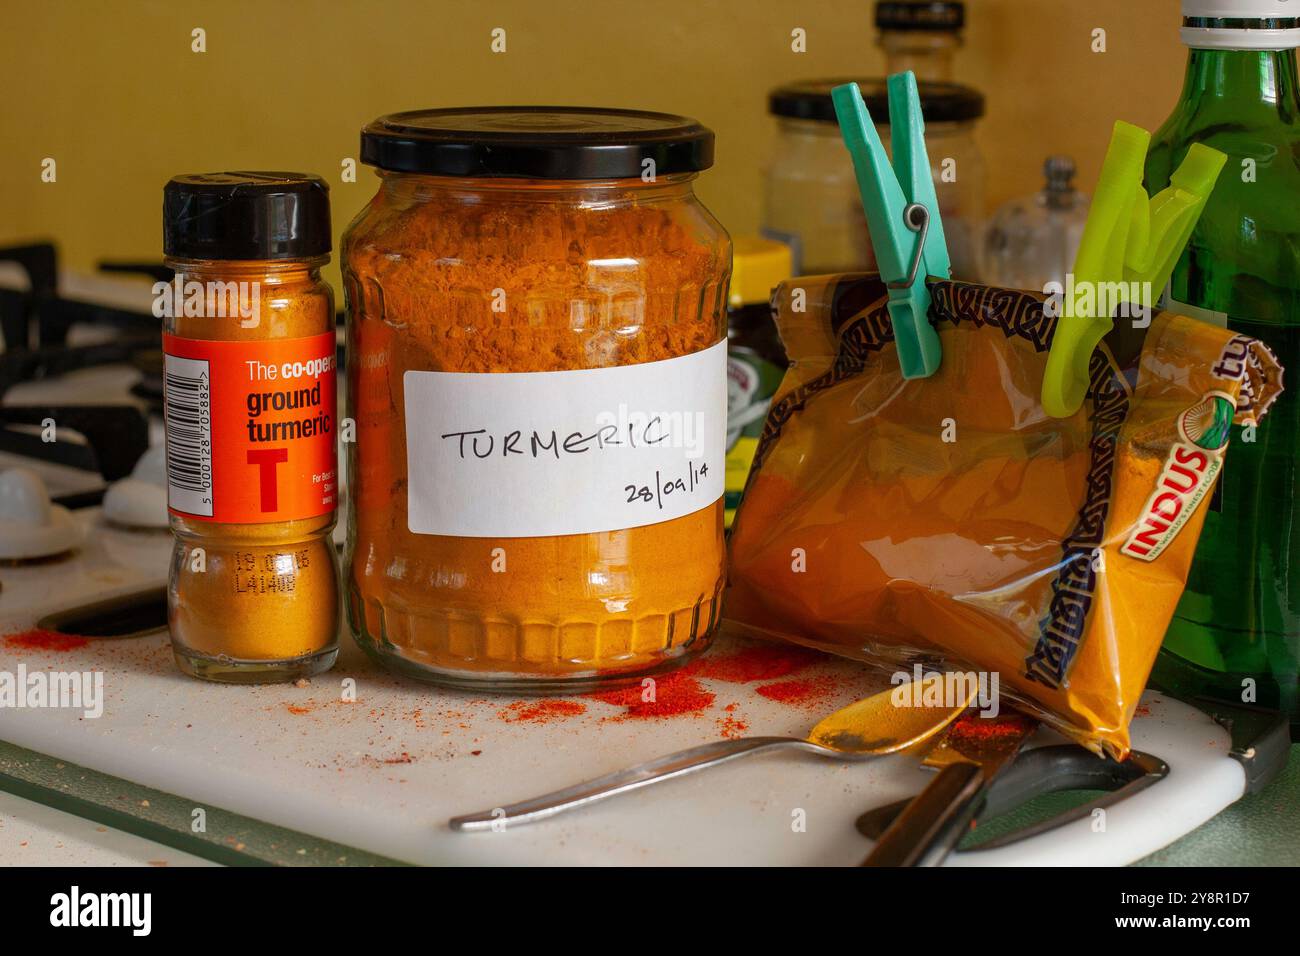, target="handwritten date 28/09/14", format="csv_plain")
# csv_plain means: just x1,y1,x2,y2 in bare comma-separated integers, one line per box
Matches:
625,461,711,509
